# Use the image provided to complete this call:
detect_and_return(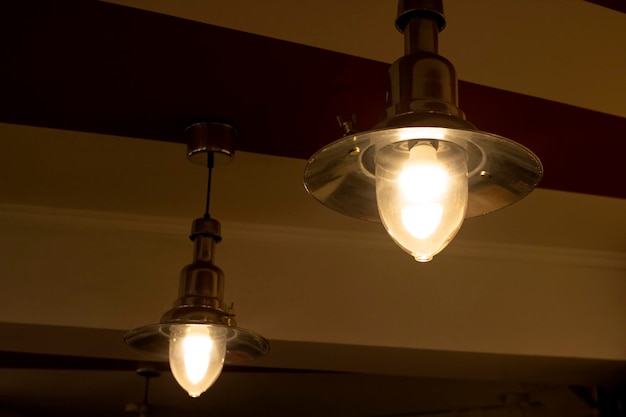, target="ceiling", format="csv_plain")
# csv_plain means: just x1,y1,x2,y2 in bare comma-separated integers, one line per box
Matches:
0,0,625,416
